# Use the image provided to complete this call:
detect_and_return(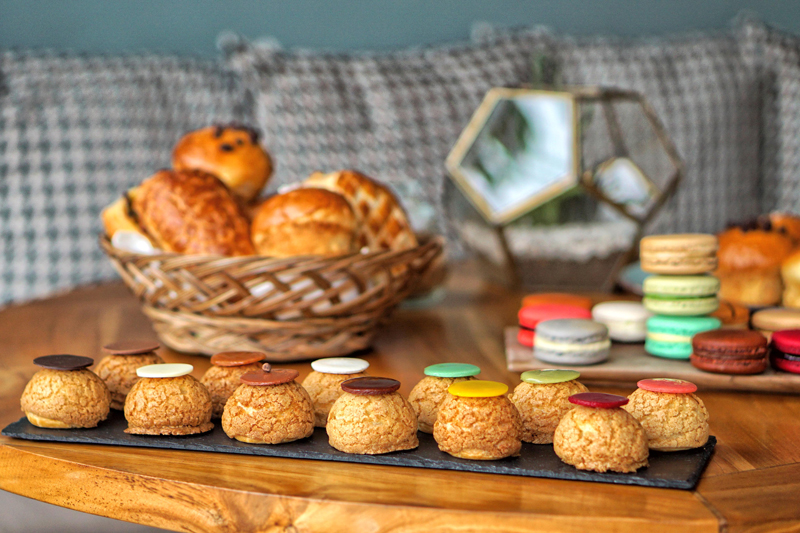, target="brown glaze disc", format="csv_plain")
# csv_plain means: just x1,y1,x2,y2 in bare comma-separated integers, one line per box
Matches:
33,354,94,371
240,368,299,386
102,340,160,355
210,351,266,367
341,377,400,395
